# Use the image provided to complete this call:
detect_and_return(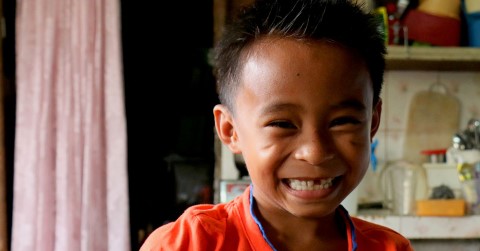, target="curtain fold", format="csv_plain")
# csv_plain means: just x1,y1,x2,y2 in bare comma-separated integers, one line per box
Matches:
12,0,130,250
